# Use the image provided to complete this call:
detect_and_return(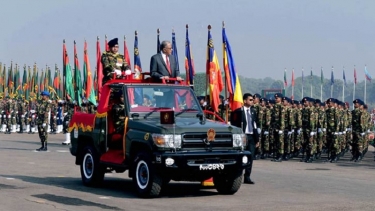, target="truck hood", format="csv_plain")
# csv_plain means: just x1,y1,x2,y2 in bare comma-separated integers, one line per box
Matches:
130,117,242,134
